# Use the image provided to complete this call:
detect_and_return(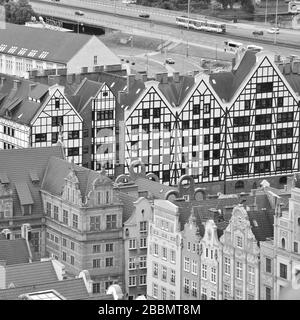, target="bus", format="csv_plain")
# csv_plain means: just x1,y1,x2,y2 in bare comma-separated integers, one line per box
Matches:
224,40,243,54
176,16,226,34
